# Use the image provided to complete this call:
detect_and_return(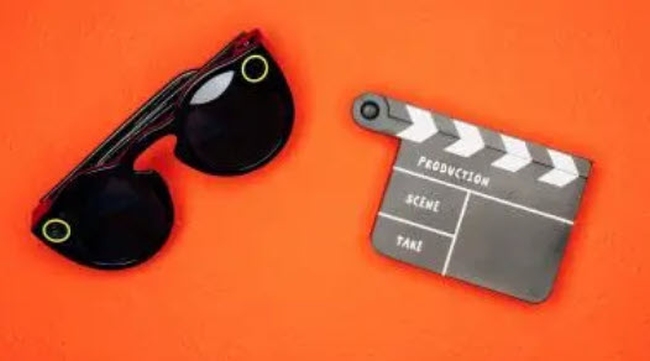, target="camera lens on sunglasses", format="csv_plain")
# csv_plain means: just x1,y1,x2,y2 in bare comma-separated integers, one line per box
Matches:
31,30,294,269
